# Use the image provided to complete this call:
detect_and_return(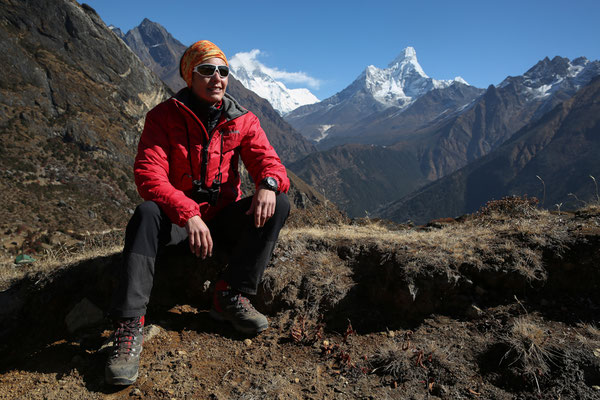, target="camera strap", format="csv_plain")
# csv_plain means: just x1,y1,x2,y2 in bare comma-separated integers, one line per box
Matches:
186,123,224,188
179,94,226,190
198,133,224,186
